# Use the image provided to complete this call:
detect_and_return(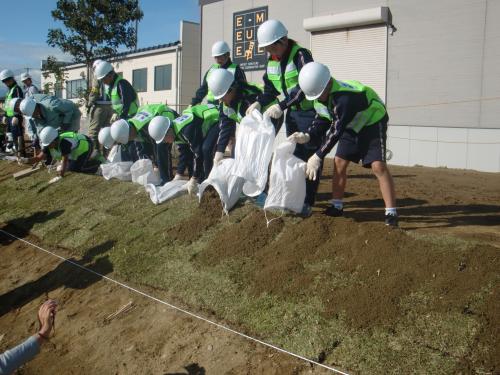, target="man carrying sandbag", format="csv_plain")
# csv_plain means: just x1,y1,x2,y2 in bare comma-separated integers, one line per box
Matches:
109,103,178,184
294,62,398,226
207,68,283,166
148,104,220,195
